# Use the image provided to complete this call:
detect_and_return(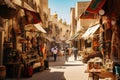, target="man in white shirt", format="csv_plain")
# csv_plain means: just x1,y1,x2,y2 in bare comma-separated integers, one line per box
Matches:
52,47,58,61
